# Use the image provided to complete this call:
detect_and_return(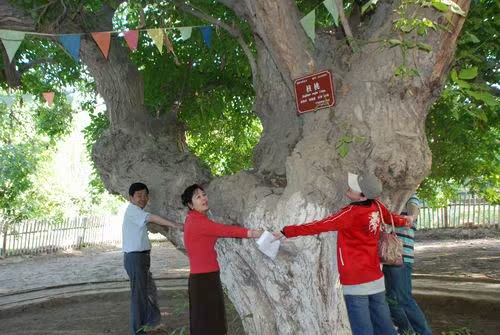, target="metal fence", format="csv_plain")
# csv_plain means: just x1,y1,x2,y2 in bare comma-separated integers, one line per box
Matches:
419,194,499,229
0,215,122,257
